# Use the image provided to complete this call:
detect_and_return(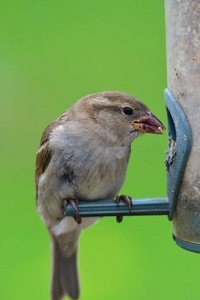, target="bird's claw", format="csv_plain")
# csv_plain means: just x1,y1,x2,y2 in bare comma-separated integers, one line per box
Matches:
63,199,82,224
116,215,123,223
116,195,132,212
116,195,132,223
